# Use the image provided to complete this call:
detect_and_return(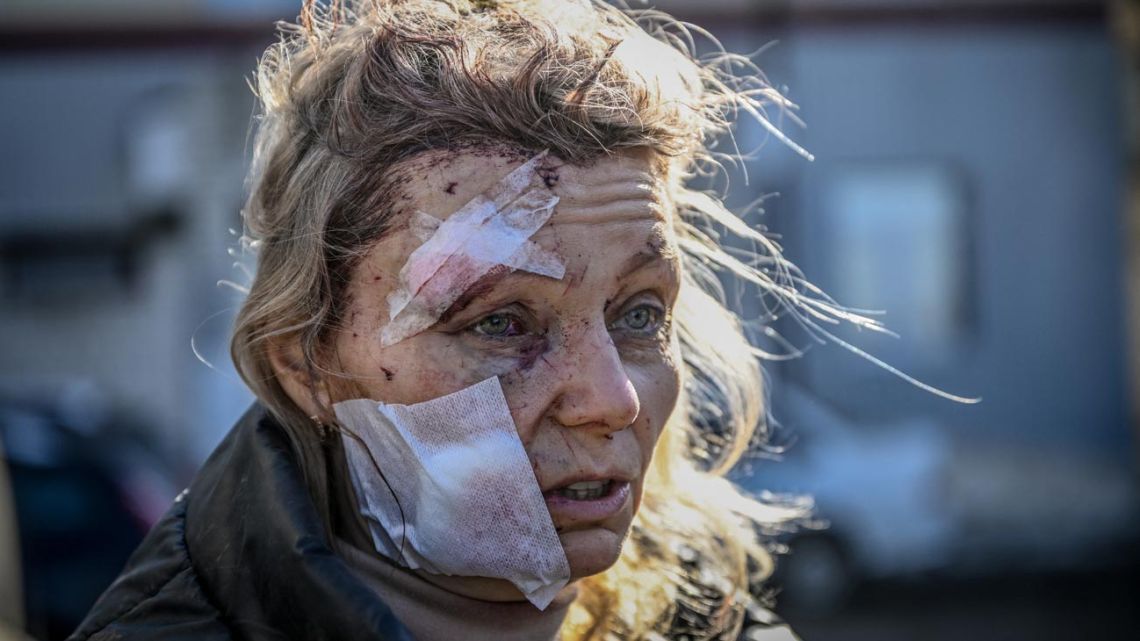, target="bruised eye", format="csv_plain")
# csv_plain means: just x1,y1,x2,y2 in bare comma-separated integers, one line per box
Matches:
471,313,525,338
